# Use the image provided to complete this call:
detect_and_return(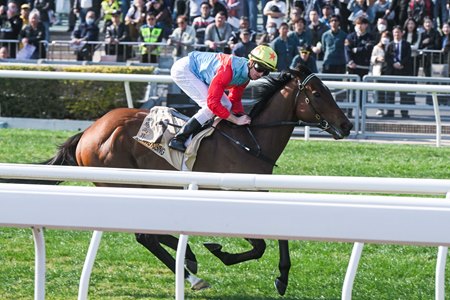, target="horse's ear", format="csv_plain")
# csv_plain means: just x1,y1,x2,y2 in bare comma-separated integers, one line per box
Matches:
289,64,310,78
